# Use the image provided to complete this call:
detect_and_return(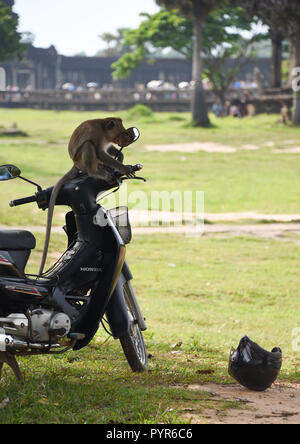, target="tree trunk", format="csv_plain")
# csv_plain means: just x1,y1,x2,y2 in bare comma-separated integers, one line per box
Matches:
271,32,282,88
288,40,295,87
213,89,226,112
292,38,300,125
191,18,210,126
